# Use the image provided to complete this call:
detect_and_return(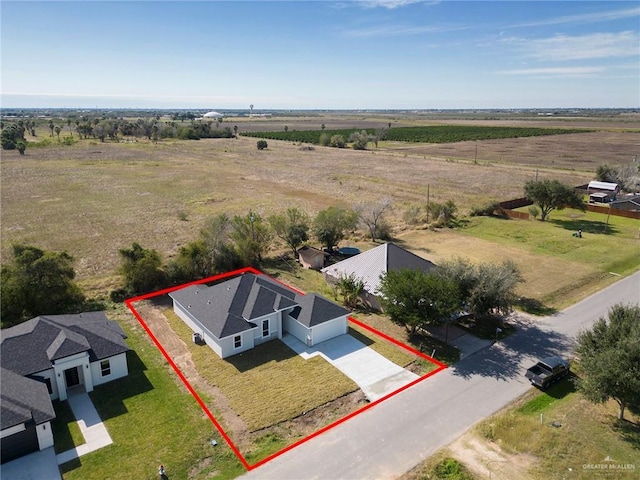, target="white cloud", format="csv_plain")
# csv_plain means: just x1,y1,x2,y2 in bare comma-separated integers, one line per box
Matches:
497,66,604,78
507,31,639,61
357,0,436,9
343,23,466,38
510,6,640,28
